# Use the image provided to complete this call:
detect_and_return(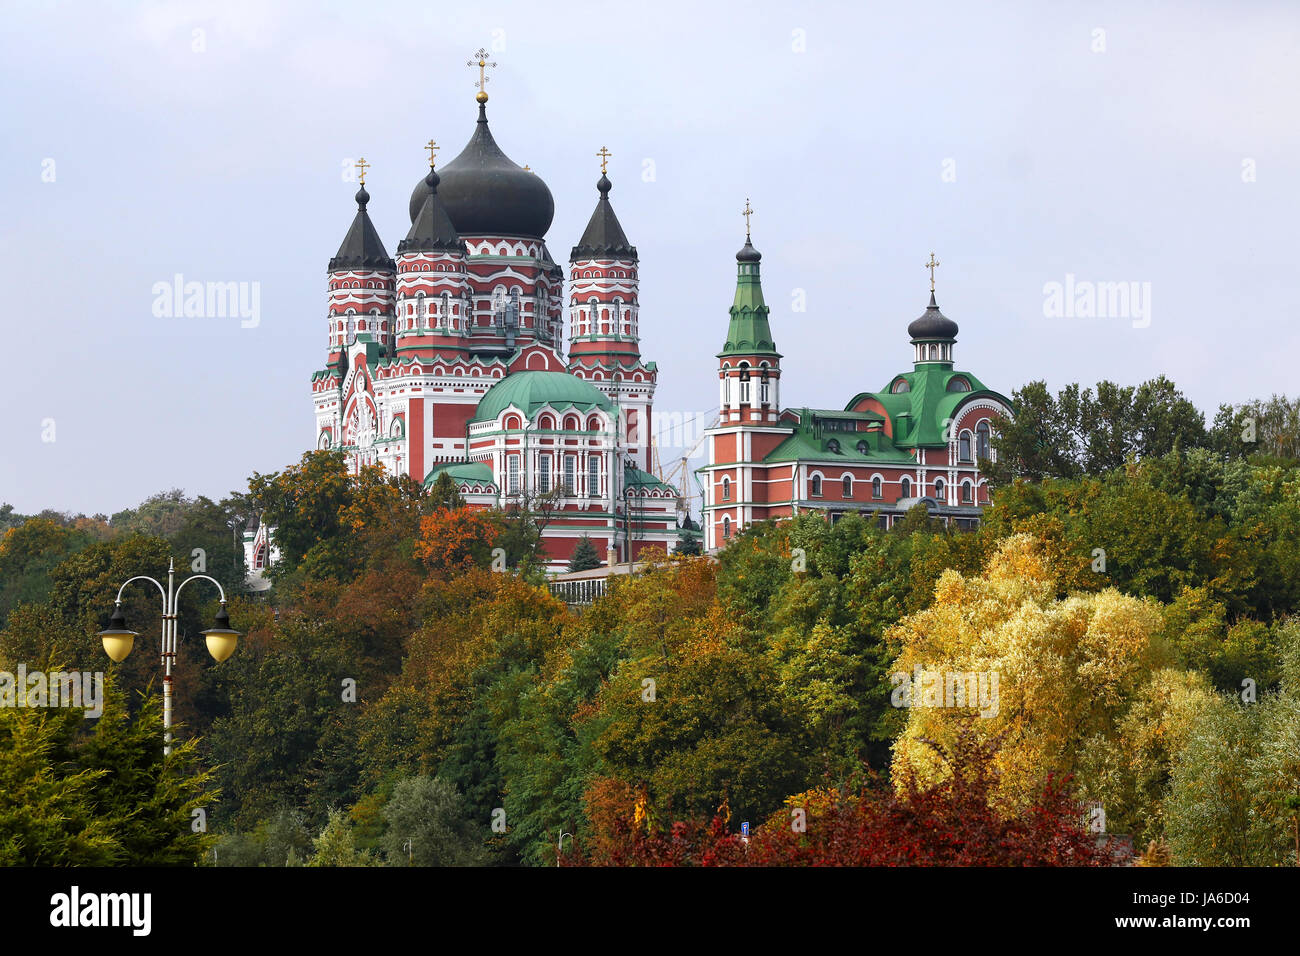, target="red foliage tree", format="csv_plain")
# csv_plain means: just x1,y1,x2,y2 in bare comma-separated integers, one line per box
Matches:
567,726,1119,867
